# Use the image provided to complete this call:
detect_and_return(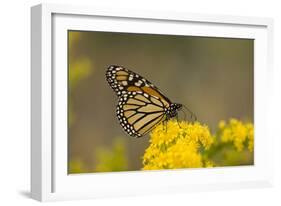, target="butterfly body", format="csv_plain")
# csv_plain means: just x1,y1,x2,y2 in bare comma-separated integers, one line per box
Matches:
106,65,184,138
165,103,183,120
